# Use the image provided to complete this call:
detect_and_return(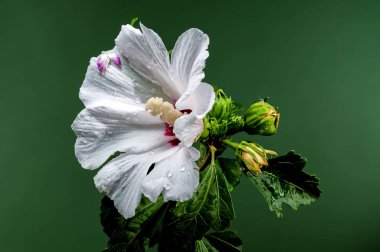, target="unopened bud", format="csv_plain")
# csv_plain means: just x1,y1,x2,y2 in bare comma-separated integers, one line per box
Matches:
241,147,267,174
244,100,279,136
238,142,277,174
208,89,233,120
